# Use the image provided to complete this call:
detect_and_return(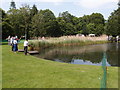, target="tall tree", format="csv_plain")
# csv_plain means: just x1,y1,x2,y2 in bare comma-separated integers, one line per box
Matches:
10,0,16,9
86,23,95,34
81,13,105,36
7,9,23,37
31,12,45,37
57,11,77,35
90,13,105,25
31,9,61,37
105,6,120,36
30,4,38,17
1,8,13,39
19,5,31,39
